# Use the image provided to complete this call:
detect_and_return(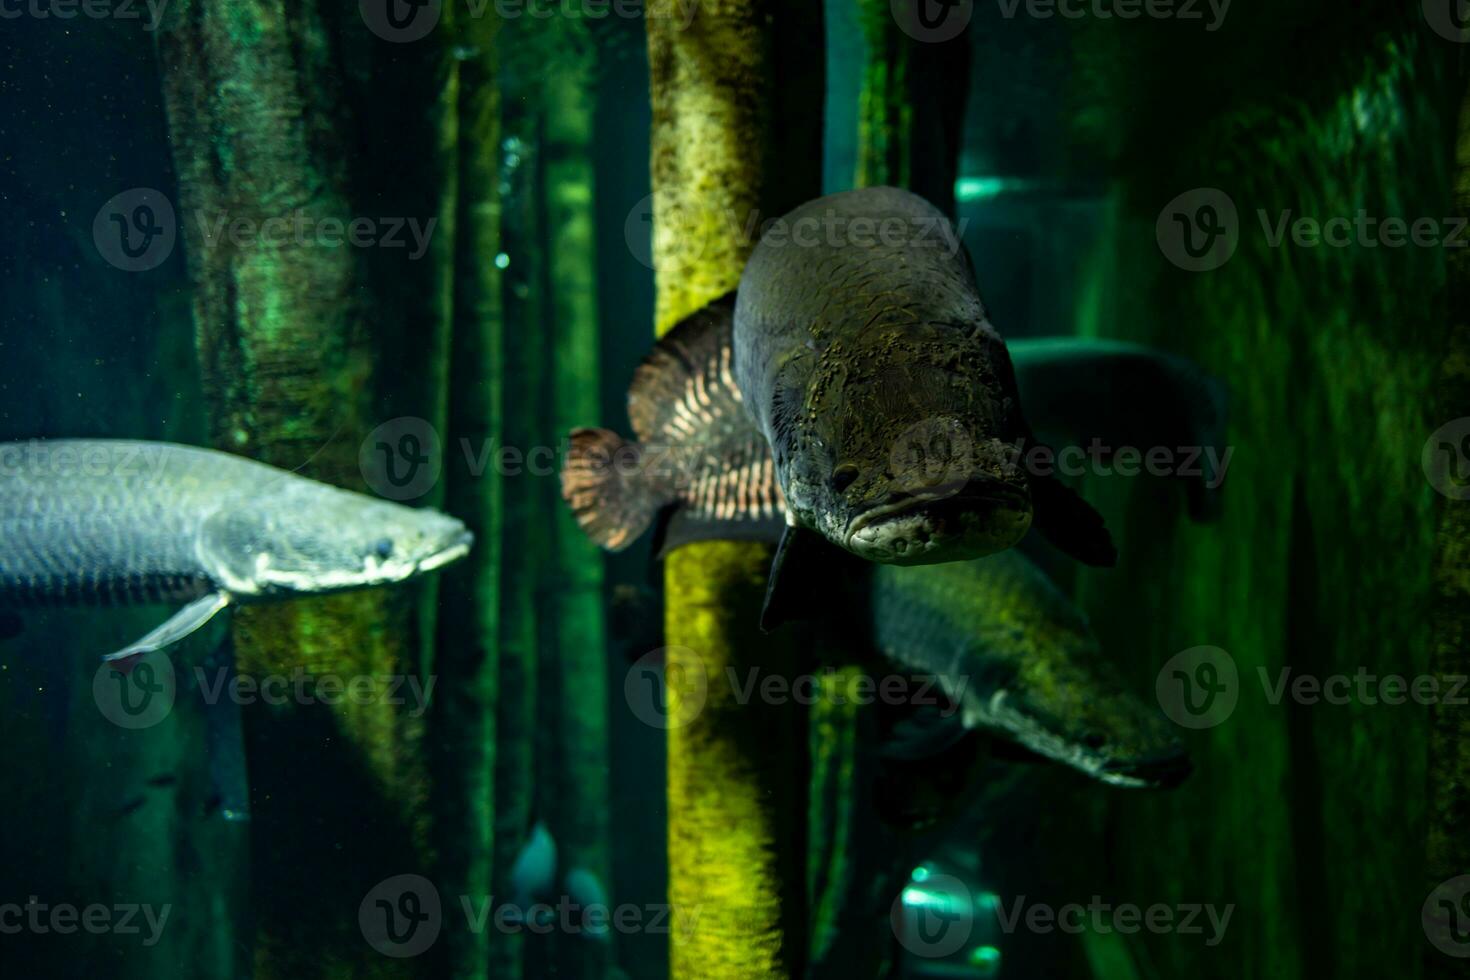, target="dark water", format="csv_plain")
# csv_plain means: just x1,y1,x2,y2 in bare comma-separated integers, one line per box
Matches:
0,2,1463,979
